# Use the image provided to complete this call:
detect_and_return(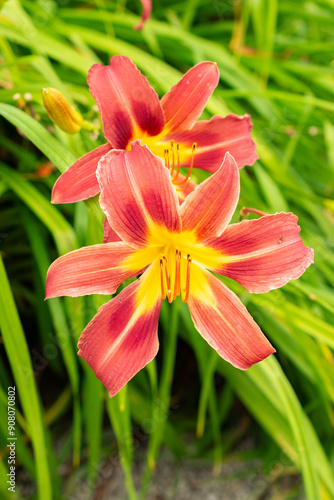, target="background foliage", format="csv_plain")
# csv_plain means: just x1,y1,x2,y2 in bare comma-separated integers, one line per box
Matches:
0,0,334,499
